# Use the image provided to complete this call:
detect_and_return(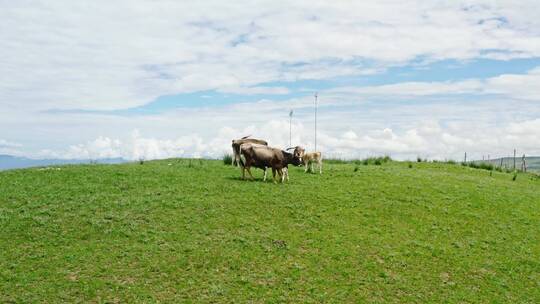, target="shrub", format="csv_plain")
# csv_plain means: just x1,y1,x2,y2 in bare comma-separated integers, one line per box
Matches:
417,157,422,163
512,171,518,181
360,156,392,166
408,163,413,169
222,154,233,166
464,161,495,172
477,162,494,171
